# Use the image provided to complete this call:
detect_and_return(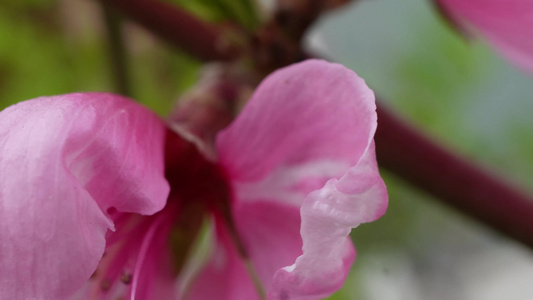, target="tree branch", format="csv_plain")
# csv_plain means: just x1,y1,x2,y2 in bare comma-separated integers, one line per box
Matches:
101,0,240,61
375,105,533,248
